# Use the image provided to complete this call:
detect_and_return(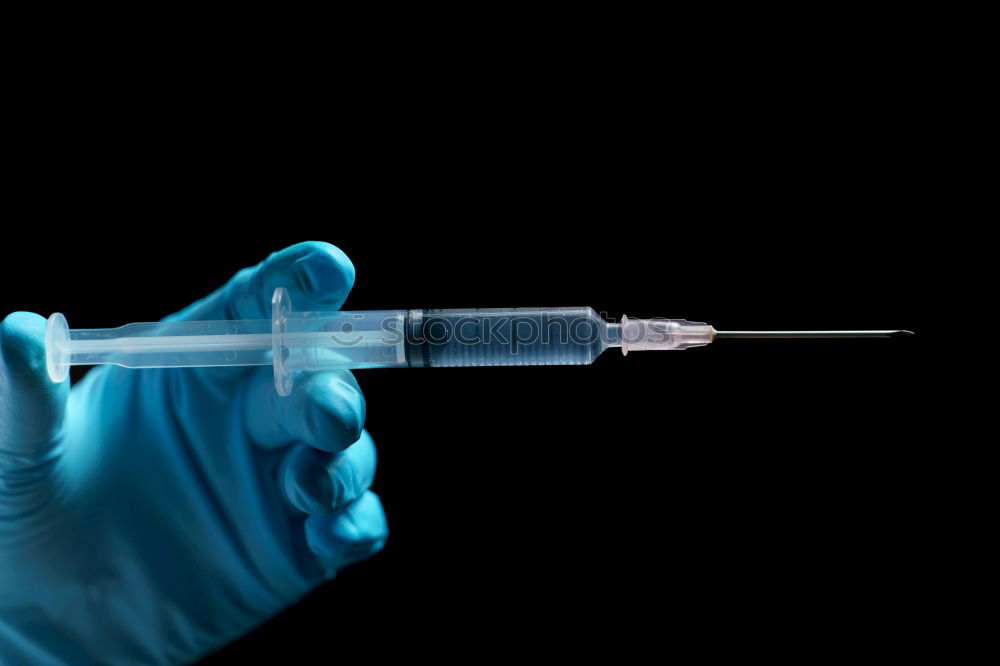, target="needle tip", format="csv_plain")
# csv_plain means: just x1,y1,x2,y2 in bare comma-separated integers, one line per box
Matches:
890,330,915,338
